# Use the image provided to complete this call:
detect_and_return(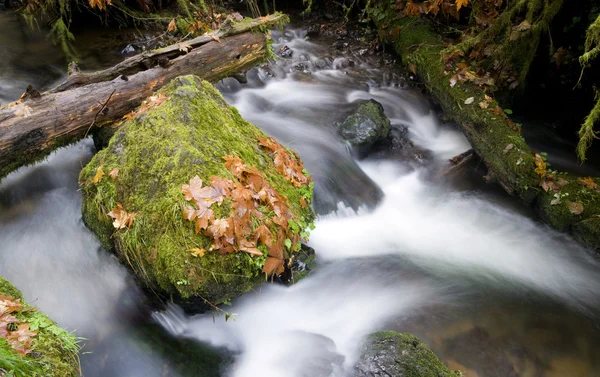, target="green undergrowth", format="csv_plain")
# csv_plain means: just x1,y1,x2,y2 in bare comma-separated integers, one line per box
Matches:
369,3,600,252
0,276,80,377
80,76,314,309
